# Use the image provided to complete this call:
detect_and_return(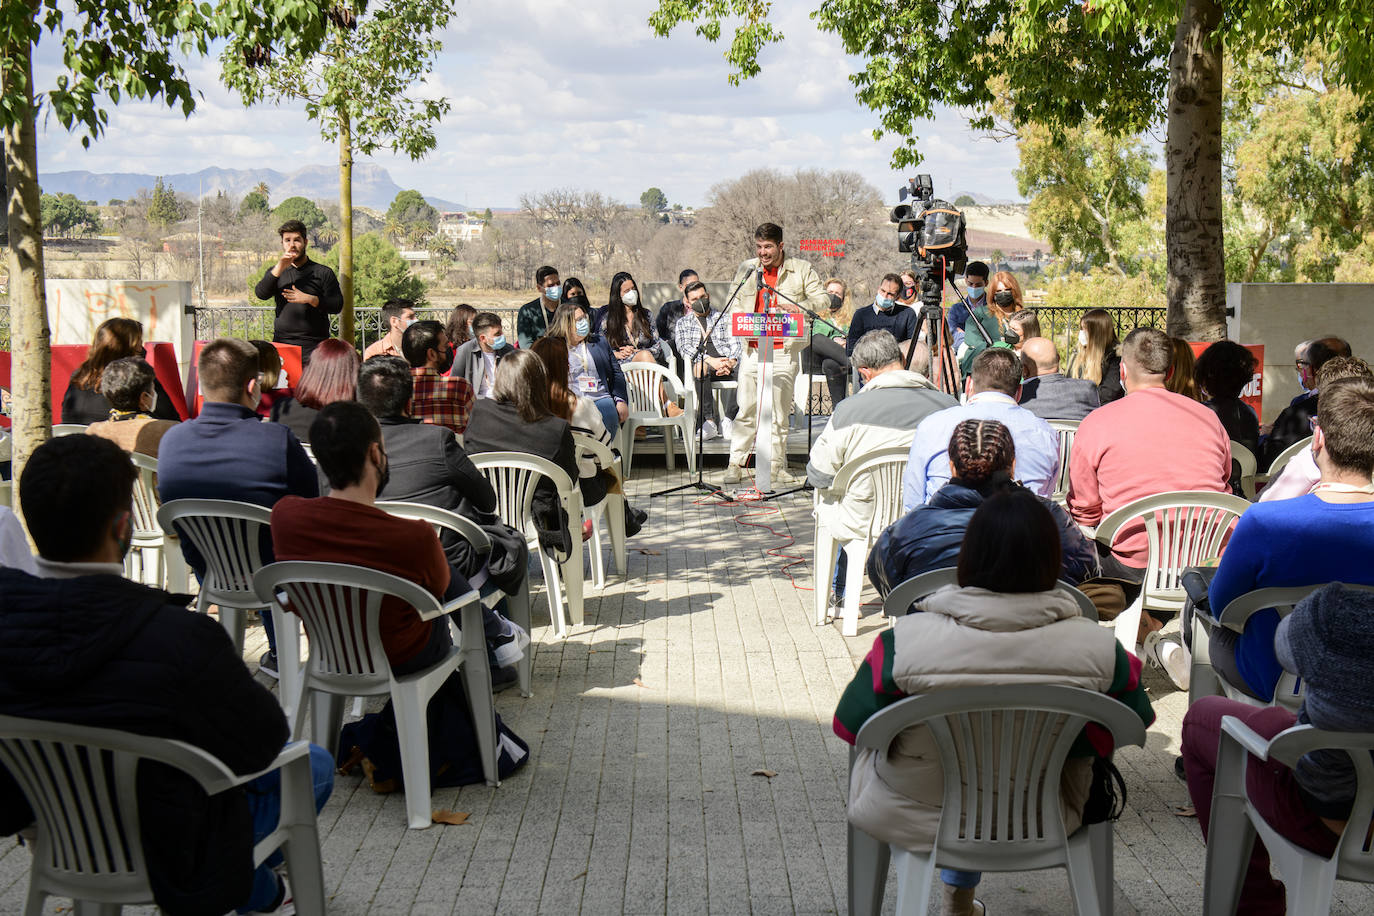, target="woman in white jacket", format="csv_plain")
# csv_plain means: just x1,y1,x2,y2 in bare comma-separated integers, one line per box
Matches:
834,489,1154,915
